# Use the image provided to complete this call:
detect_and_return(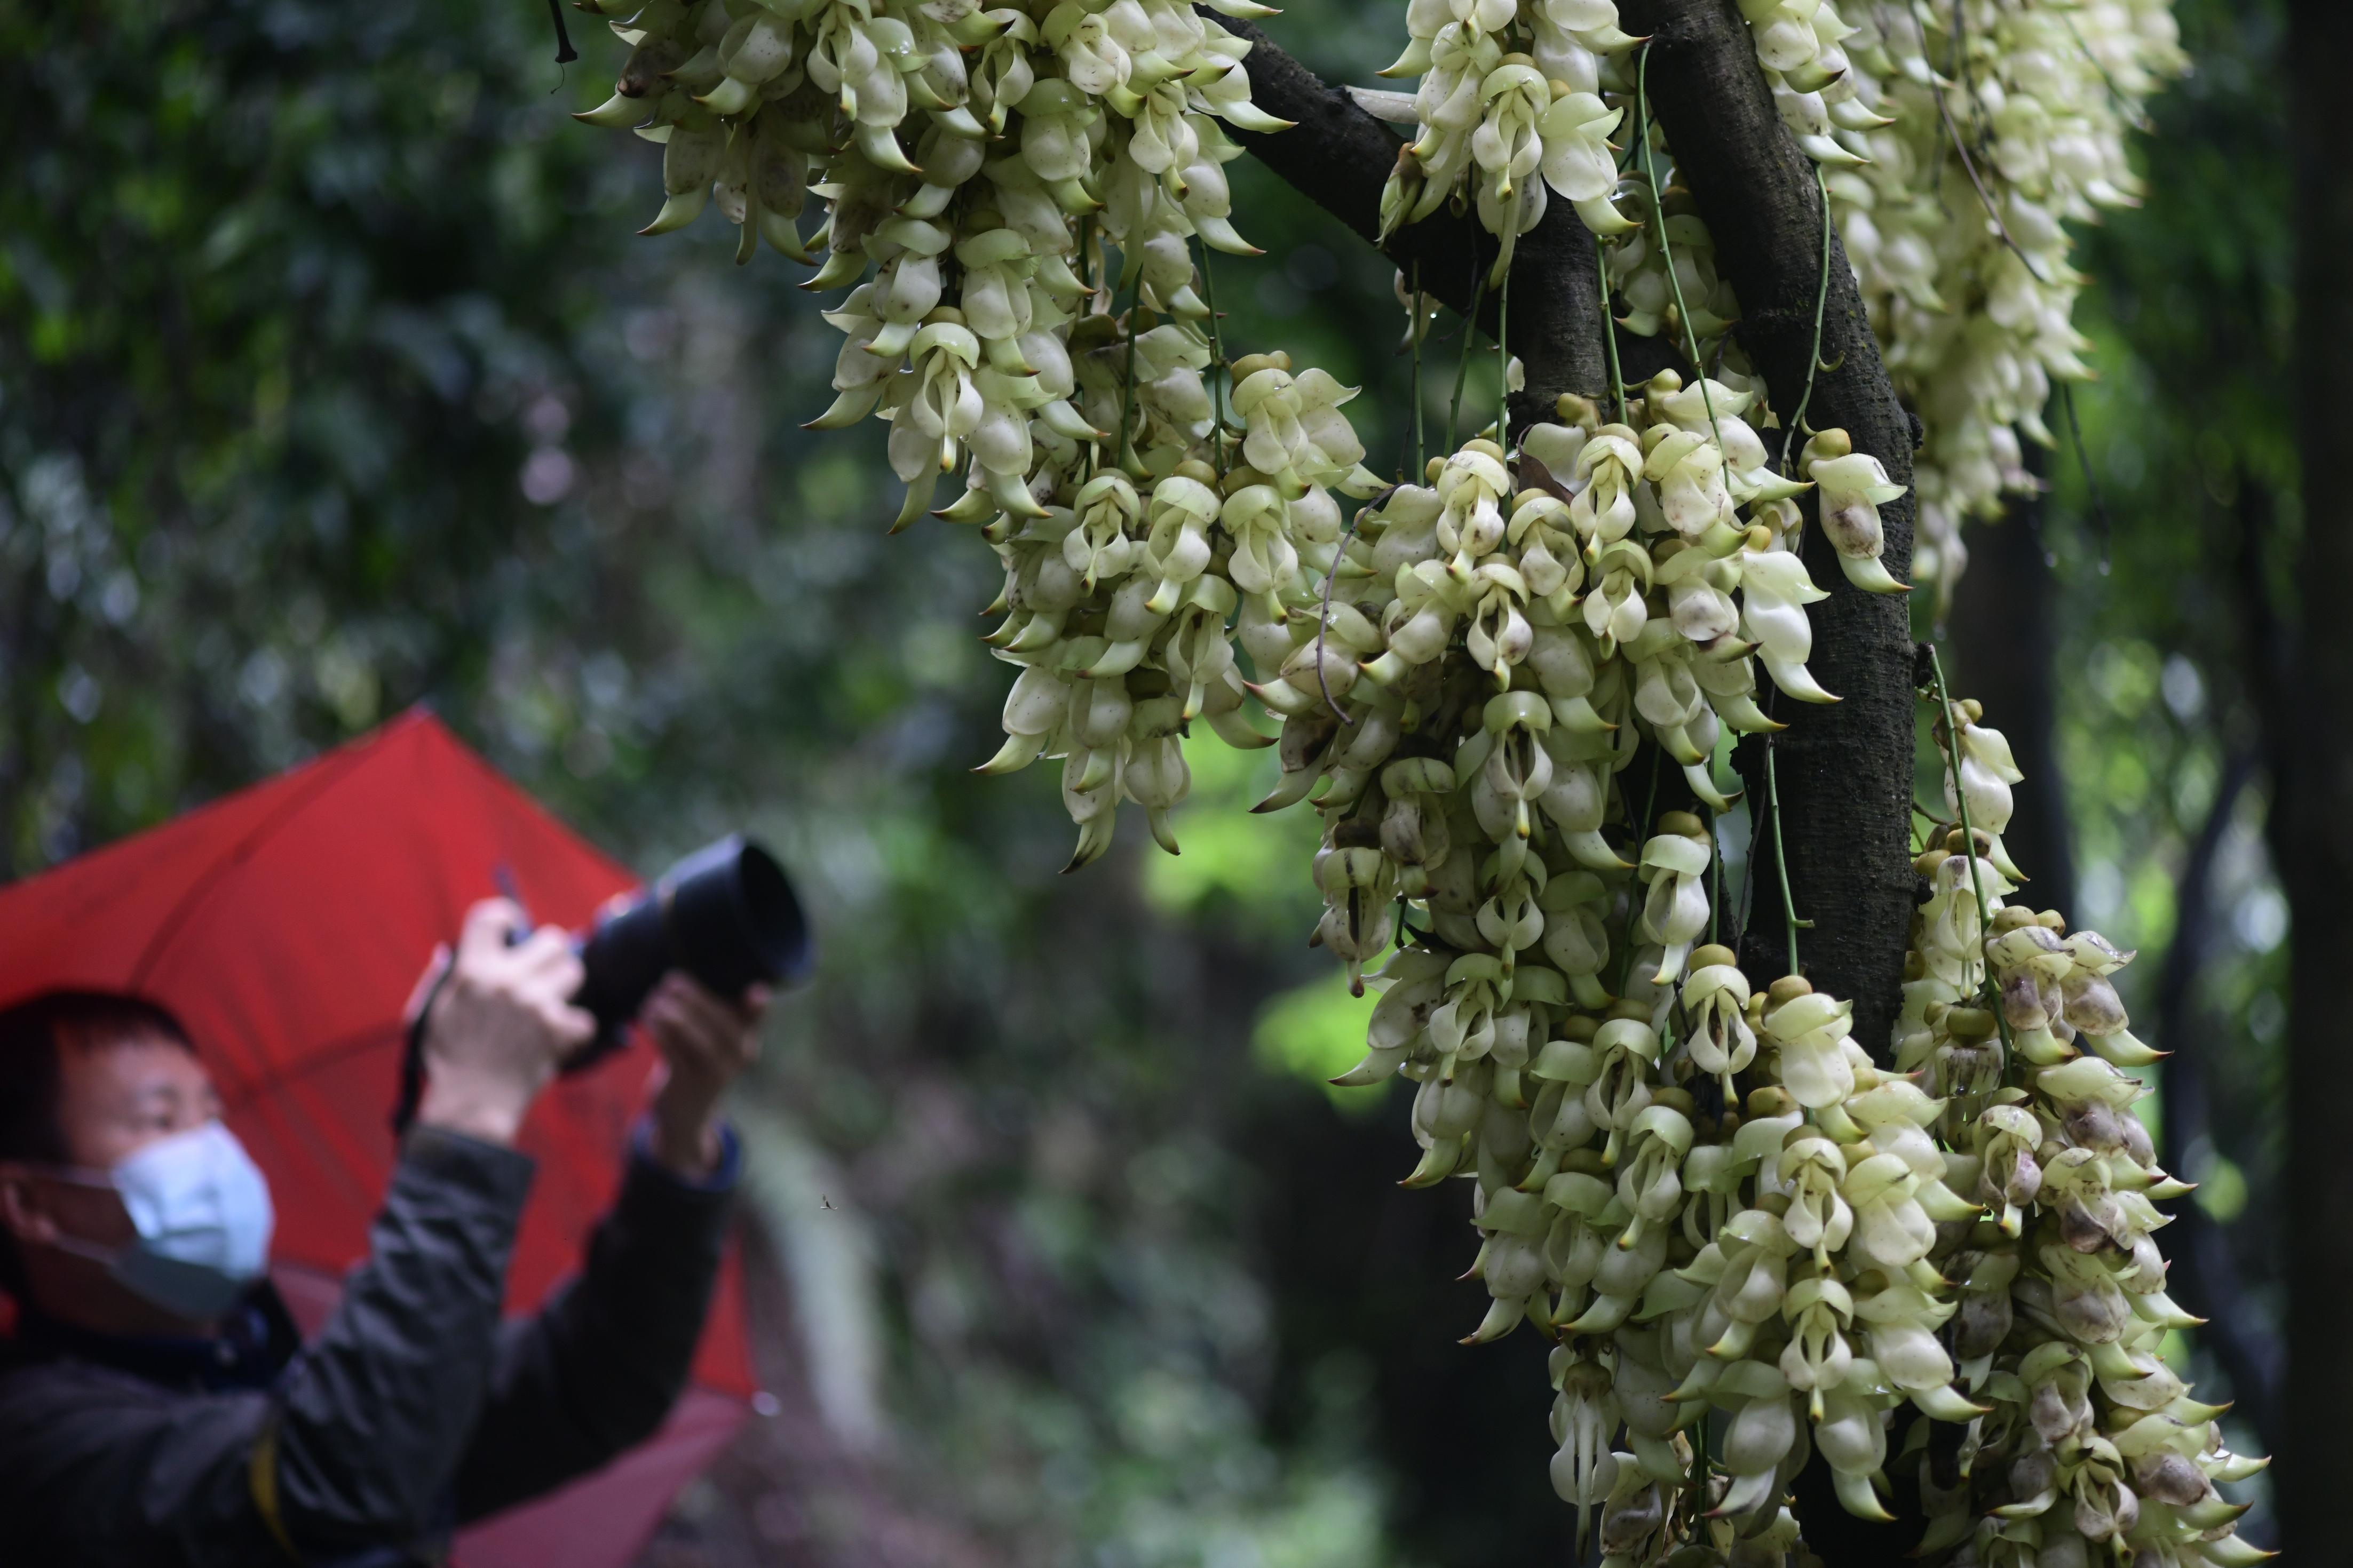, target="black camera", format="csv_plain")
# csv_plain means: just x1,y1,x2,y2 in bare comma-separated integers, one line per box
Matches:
565,833,813,1066
393,834,813,1129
